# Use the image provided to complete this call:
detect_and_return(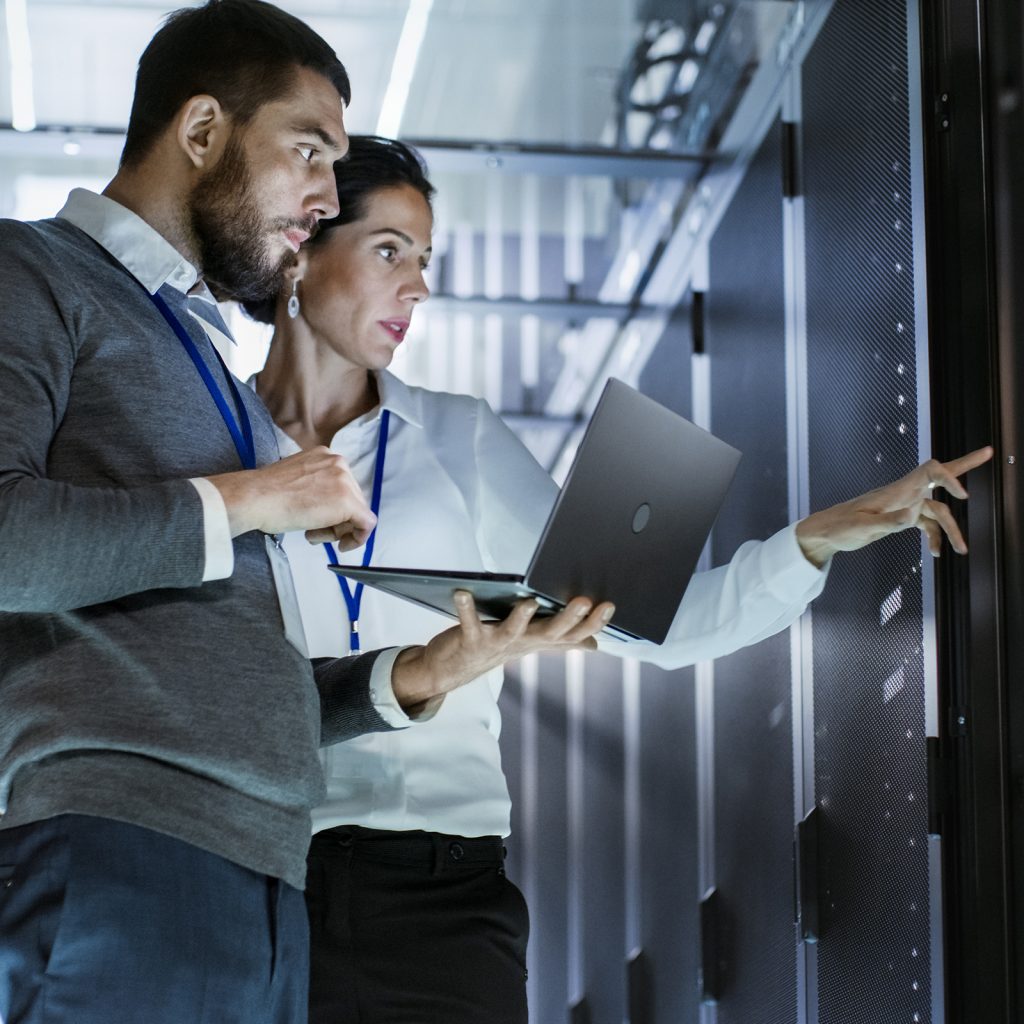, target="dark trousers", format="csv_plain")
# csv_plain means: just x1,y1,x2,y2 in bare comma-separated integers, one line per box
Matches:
306,826,529,1024
0,814,308,1024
